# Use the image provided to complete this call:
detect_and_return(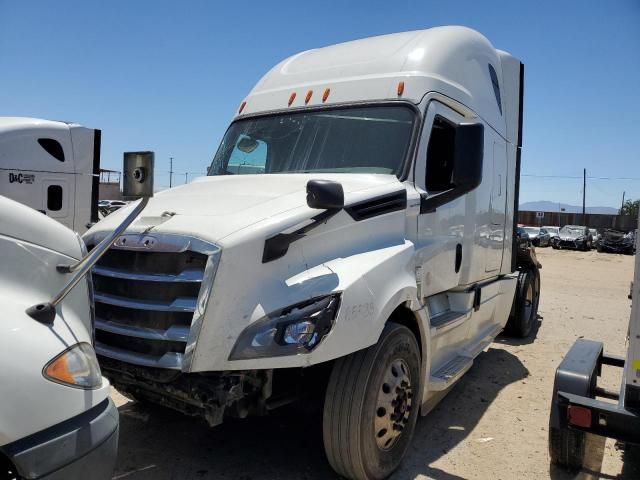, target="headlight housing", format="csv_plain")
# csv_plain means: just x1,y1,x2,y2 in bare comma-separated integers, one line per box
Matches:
43,343,102,389
229,294,341,360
